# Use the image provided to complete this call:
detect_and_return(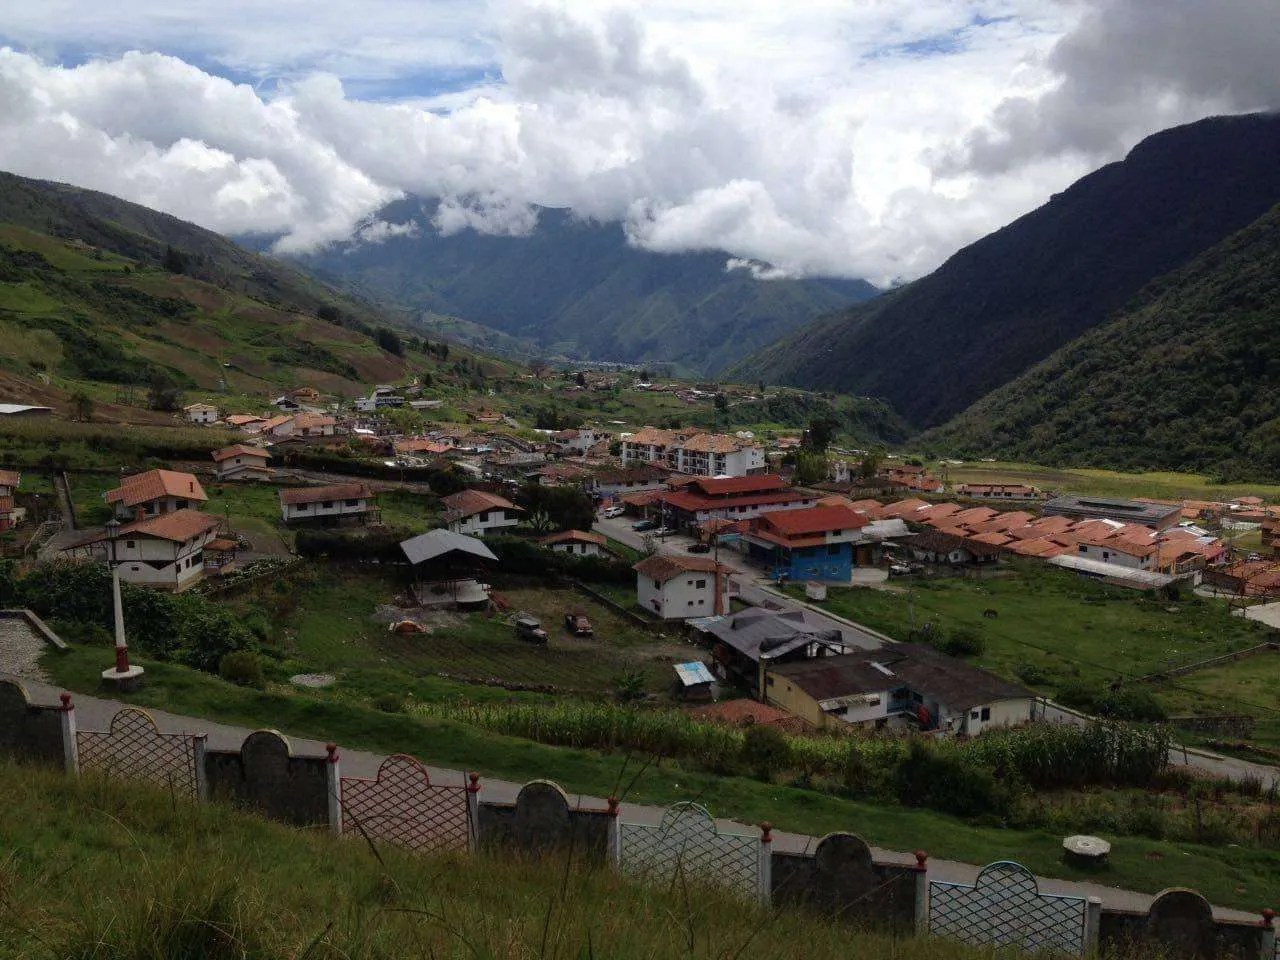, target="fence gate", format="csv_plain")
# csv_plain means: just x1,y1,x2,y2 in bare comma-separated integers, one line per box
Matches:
928,861,1088,956
339,754,472,853
76,706,201,799
619,802,761,900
